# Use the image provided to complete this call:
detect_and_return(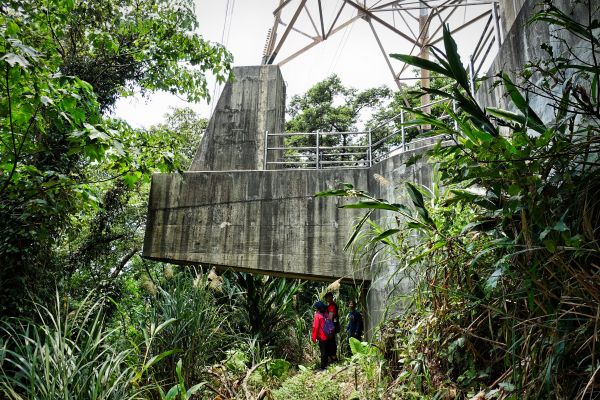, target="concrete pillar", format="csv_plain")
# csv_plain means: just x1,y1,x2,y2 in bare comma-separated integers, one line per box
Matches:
190,65,286,171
